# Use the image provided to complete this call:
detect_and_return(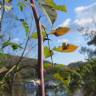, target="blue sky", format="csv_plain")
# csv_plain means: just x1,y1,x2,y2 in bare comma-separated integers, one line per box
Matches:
2,0,96,65
46,0,96,64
